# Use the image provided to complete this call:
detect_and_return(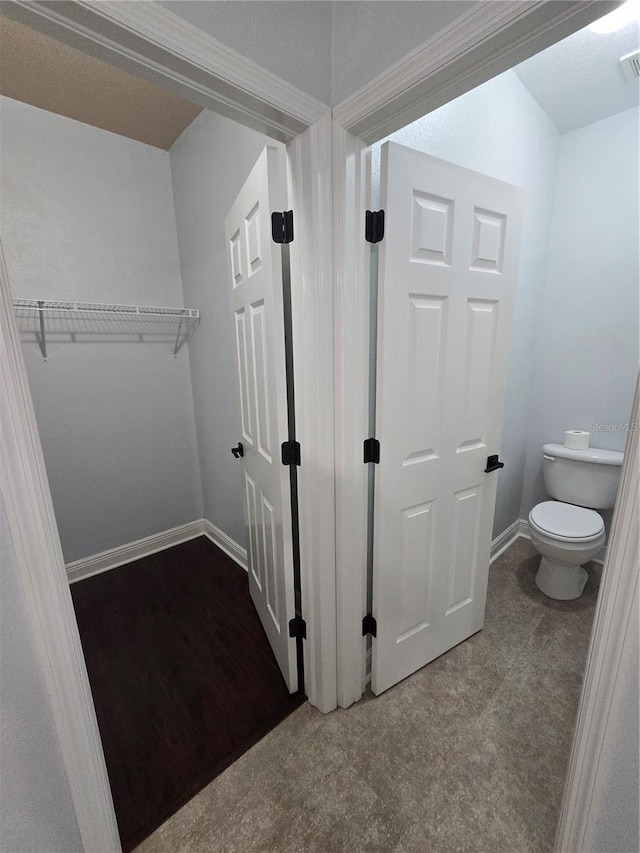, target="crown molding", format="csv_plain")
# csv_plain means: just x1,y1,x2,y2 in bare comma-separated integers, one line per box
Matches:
4,0,329,142
5,1,613,146
333,0,618,143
